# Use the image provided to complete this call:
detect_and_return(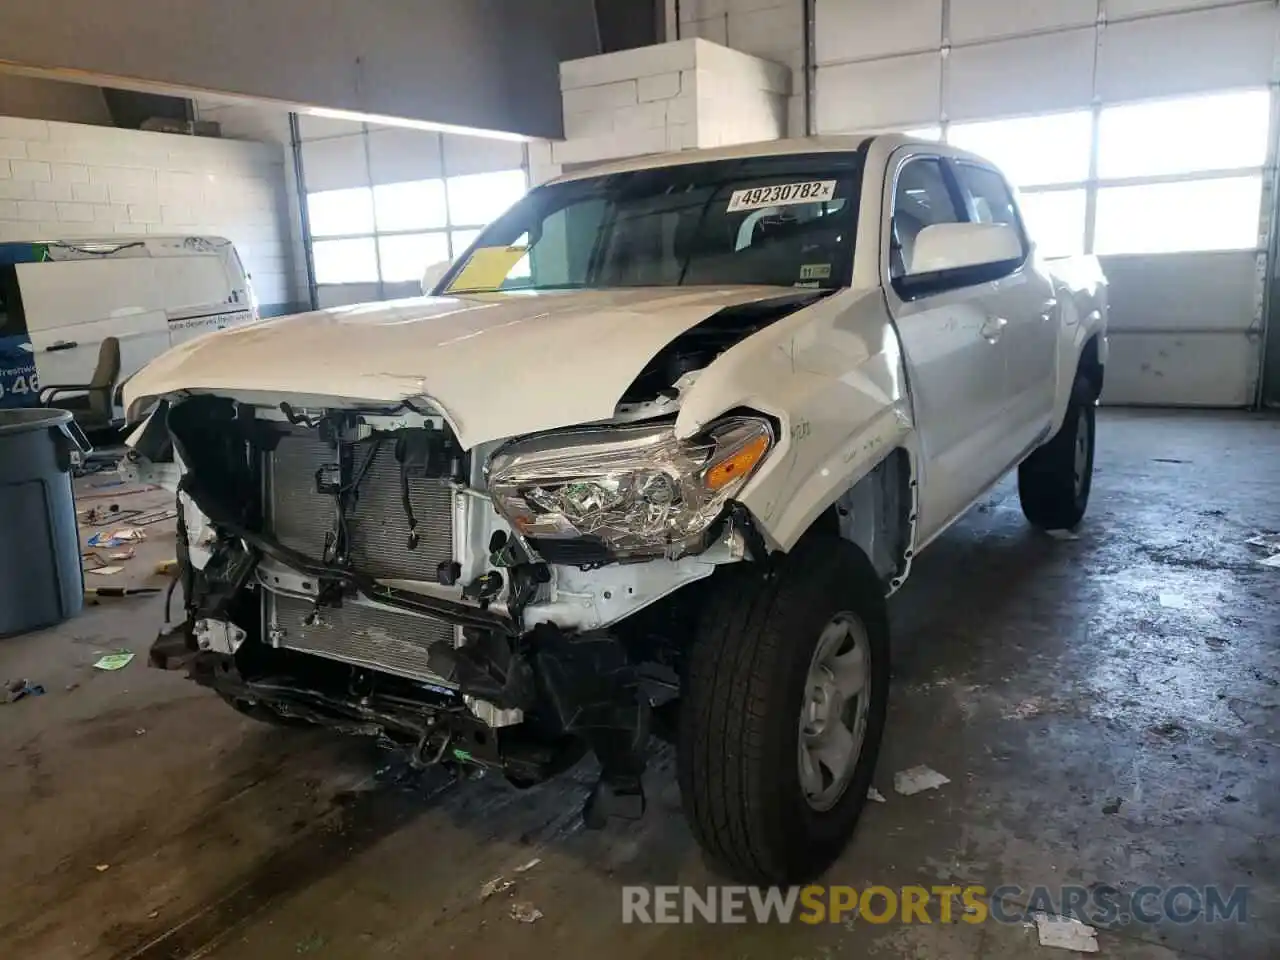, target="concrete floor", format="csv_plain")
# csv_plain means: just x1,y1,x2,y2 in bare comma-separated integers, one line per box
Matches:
2,409,1278,960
